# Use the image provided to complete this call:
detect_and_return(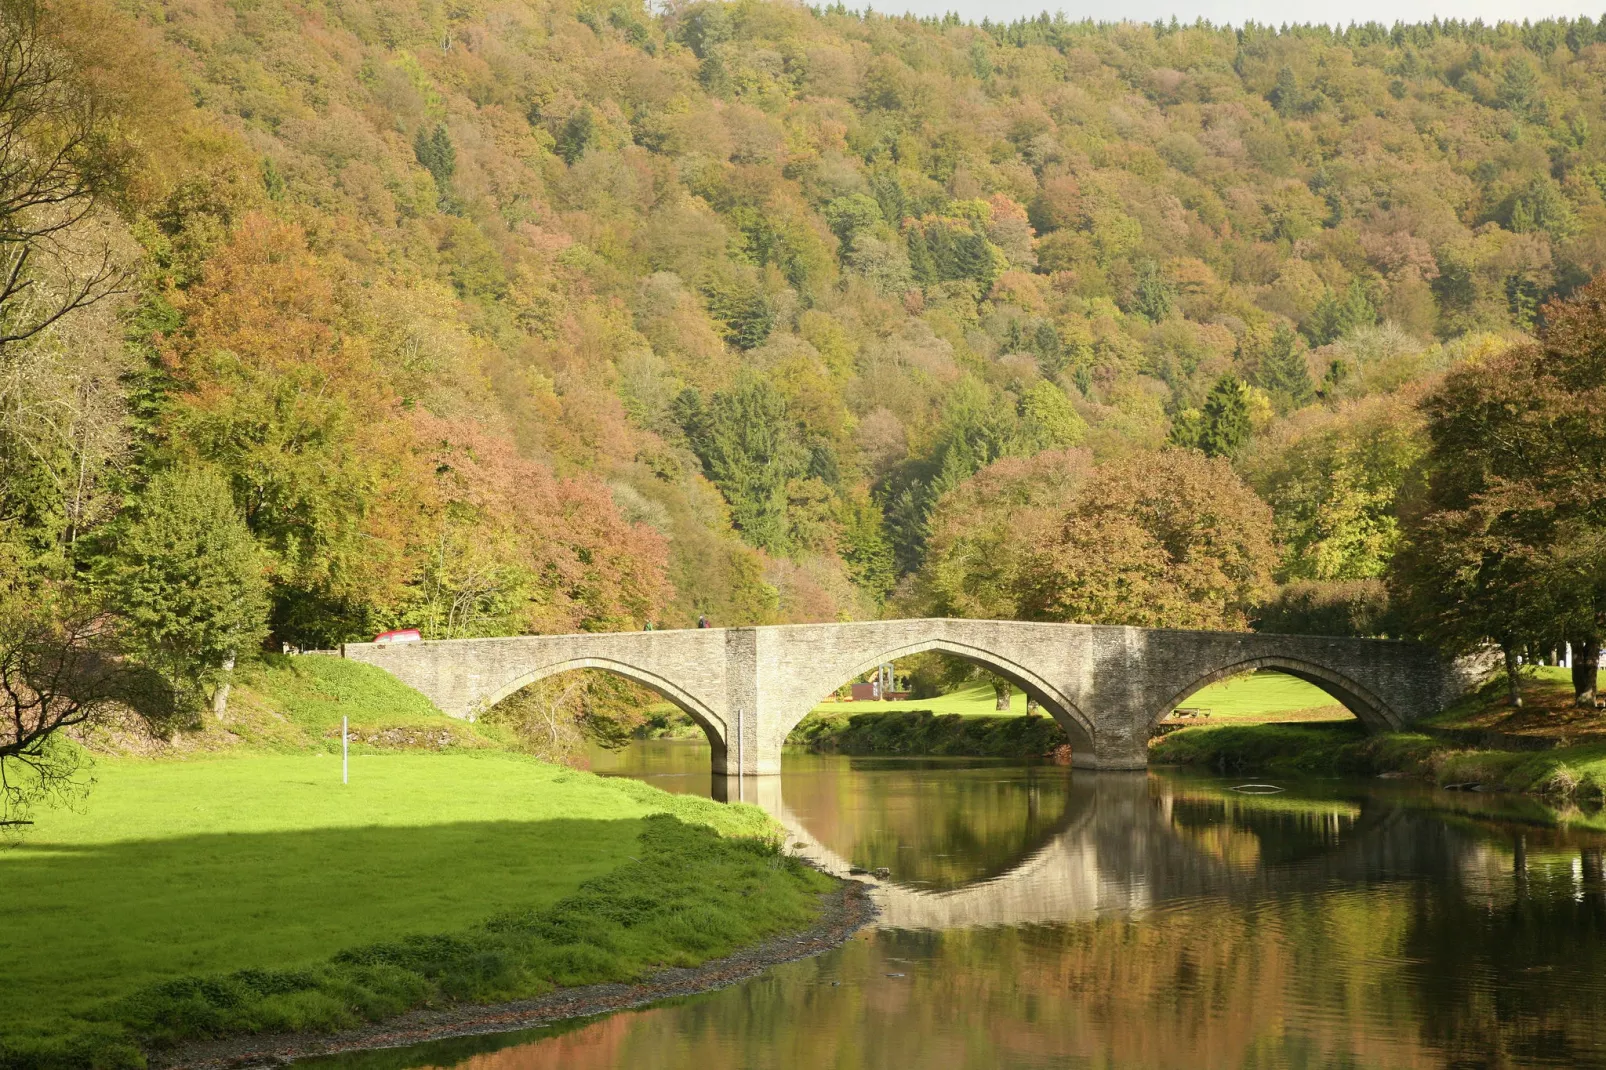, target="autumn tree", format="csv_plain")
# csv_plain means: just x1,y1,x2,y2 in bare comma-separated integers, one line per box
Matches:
1243,394,1425,582
918,449,1276,630
917,449,1094,621
410,415,673,636
1393,275,1606,705
159,215,426,646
